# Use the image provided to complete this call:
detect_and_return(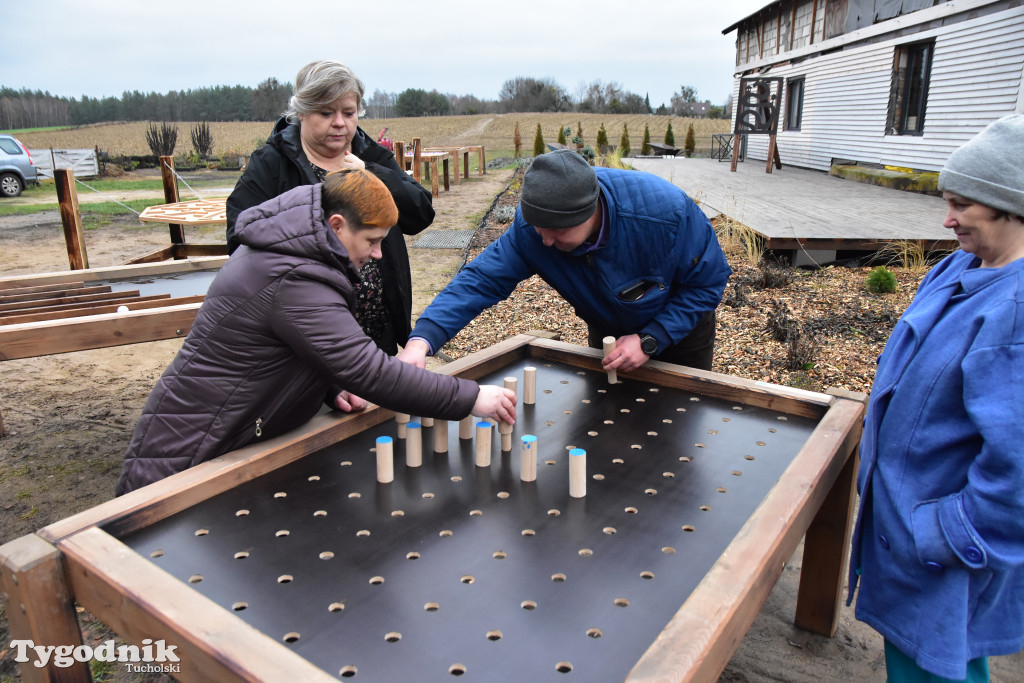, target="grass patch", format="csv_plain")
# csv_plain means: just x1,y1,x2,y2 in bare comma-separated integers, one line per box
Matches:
714,215,765,265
